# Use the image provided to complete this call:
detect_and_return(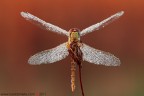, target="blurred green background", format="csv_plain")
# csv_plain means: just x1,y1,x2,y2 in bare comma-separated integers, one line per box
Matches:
0,0,144,96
